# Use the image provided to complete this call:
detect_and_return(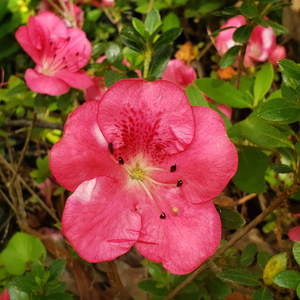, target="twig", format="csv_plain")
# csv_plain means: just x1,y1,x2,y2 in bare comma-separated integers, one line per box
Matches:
235,43,247,89
147,0,154,13
0,189,16,213
4,119,64,131
237,193,257,205
164,184,299,300
9,113,37,186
